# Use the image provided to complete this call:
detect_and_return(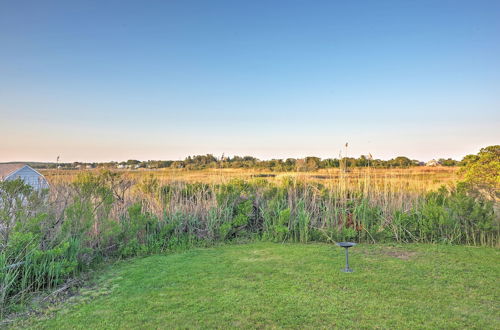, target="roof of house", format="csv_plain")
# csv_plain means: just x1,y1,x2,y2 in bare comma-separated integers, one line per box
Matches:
0,163,27,179
425,159,440,166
